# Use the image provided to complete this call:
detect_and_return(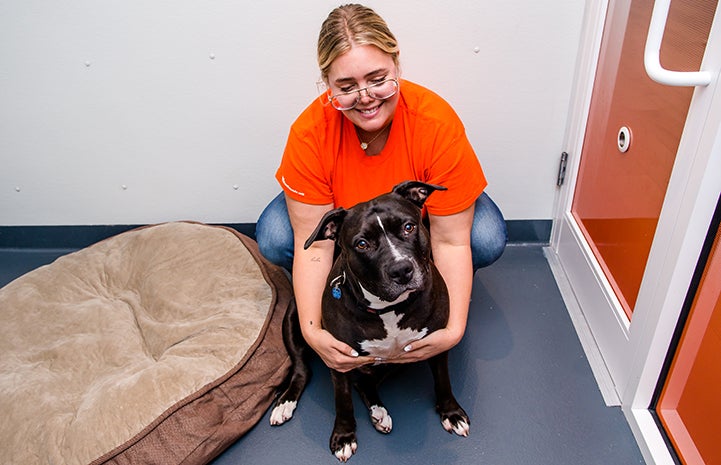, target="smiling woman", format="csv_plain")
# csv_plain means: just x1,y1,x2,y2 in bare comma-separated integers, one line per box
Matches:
323,44,400,143
323,78,399,112
319,75,400,153
255,3,507,381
